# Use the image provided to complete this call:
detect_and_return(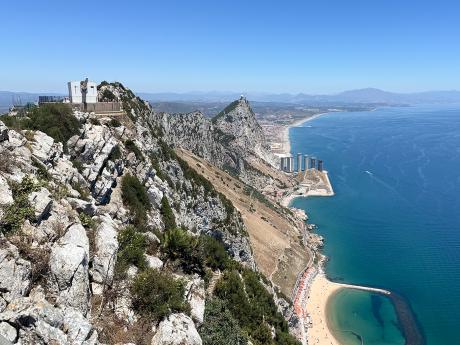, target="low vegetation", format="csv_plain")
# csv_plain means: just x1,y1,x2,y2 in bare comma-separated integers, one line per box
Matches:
131,268,190,321
121,174,151,228
100,89,117,102
0,175,40,234
108,145,122,161
161,227,229,276
115,226,147,275
200,298,247,345
2,103,81,151
214,268,301,345
124,140,144,161
160,195,176,230
109,118,122,127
